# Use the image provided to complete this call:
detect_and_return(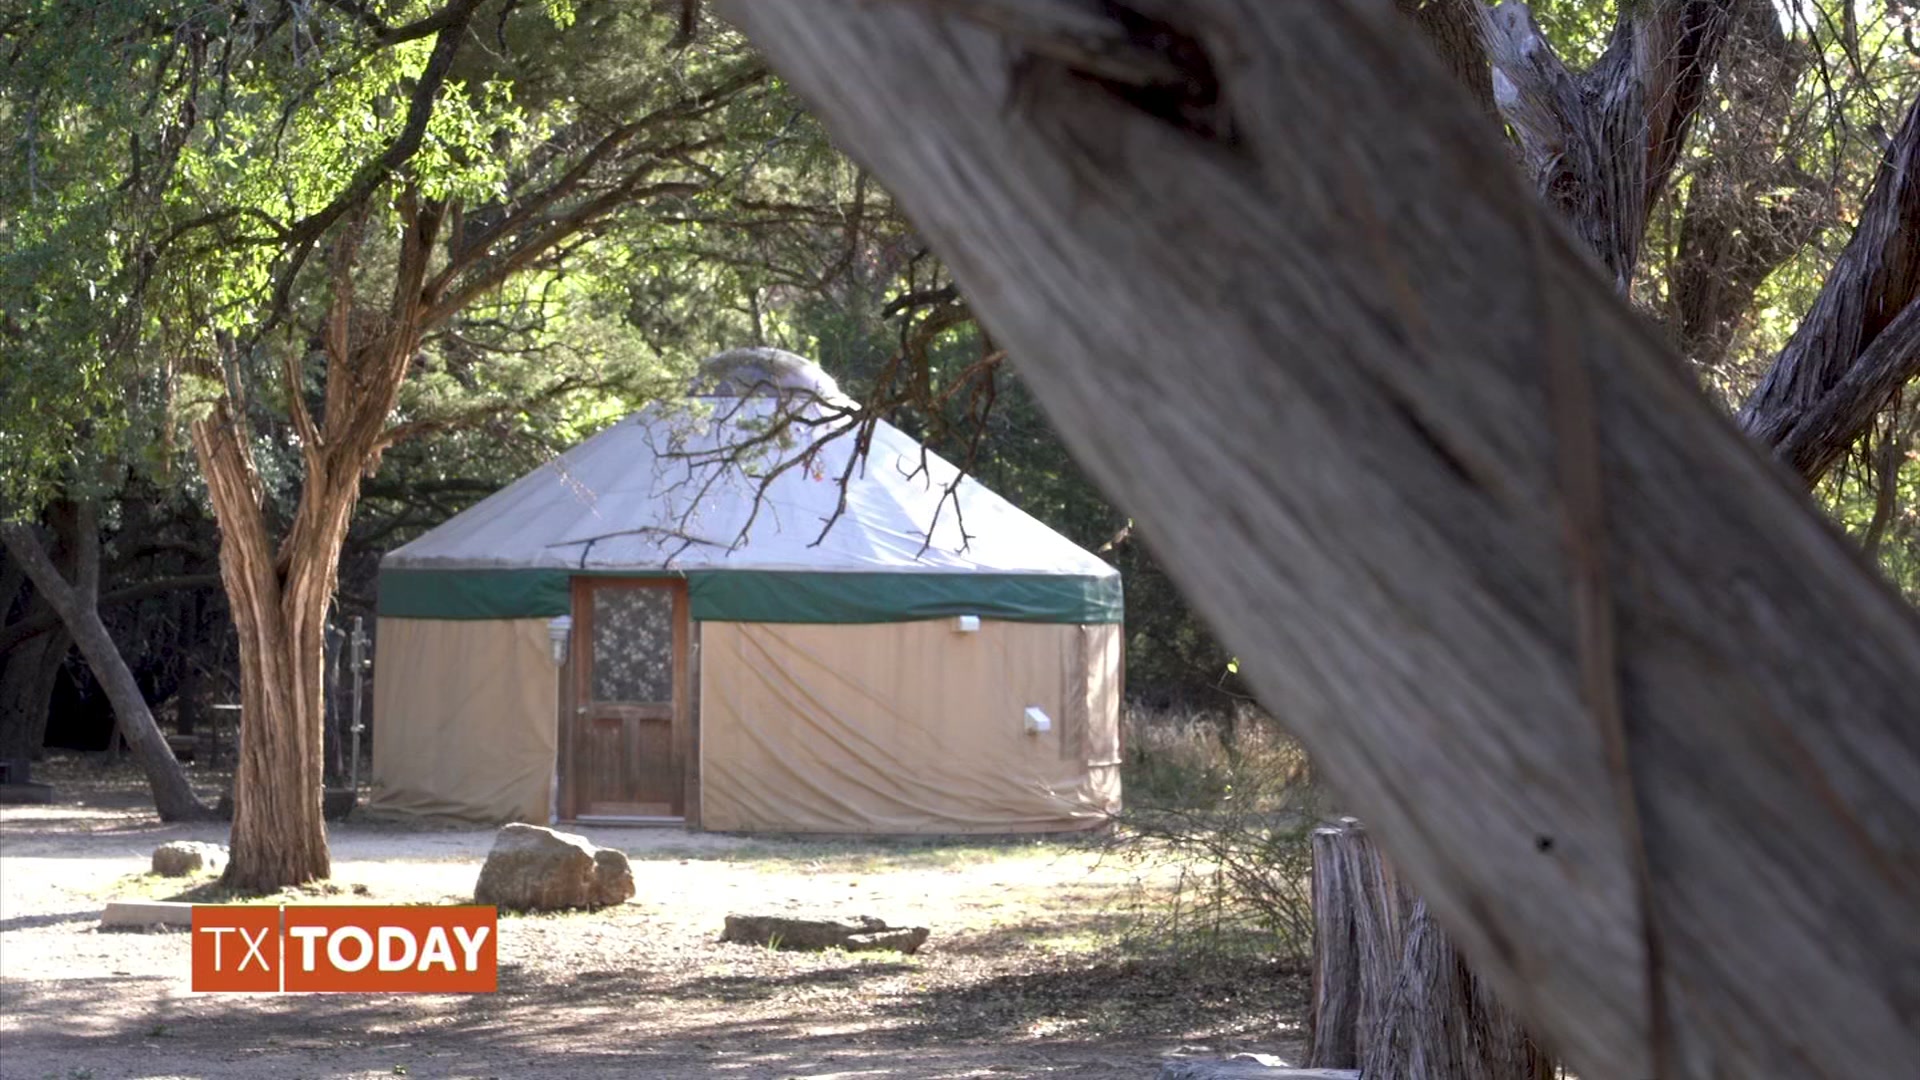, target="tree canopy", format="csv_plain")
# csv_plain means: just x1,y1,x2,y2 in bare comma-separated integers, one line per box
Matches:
2,0,1917,895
